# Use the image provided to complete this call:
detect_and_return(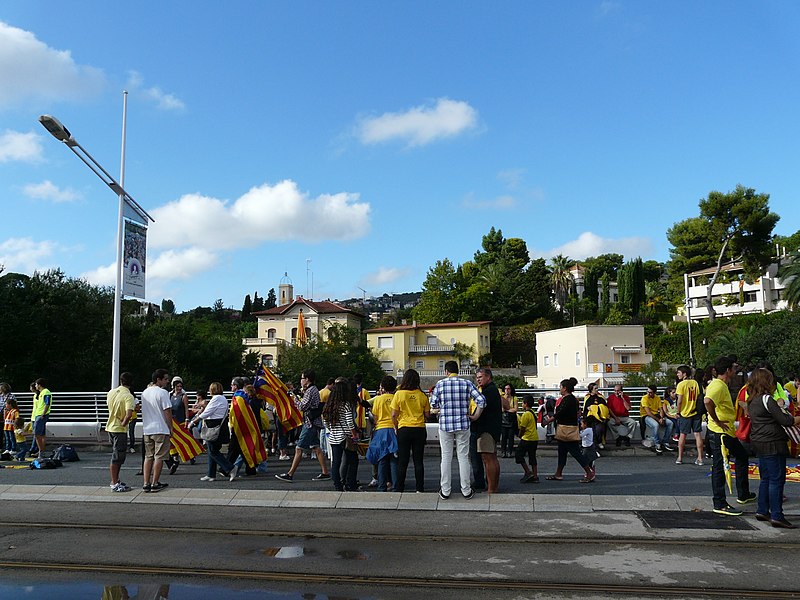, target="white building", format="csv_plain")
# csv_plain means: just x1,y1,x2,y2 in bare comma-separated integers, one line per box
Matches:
531,325,653,388
682,259,789,322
